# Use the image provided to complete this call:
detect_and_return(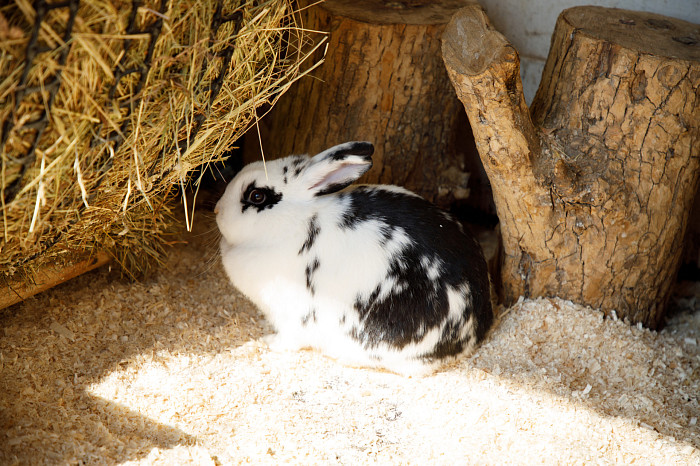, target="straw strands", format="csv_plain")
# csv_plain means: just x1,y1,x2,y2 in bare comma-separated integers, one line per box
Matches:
0,0,324,282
